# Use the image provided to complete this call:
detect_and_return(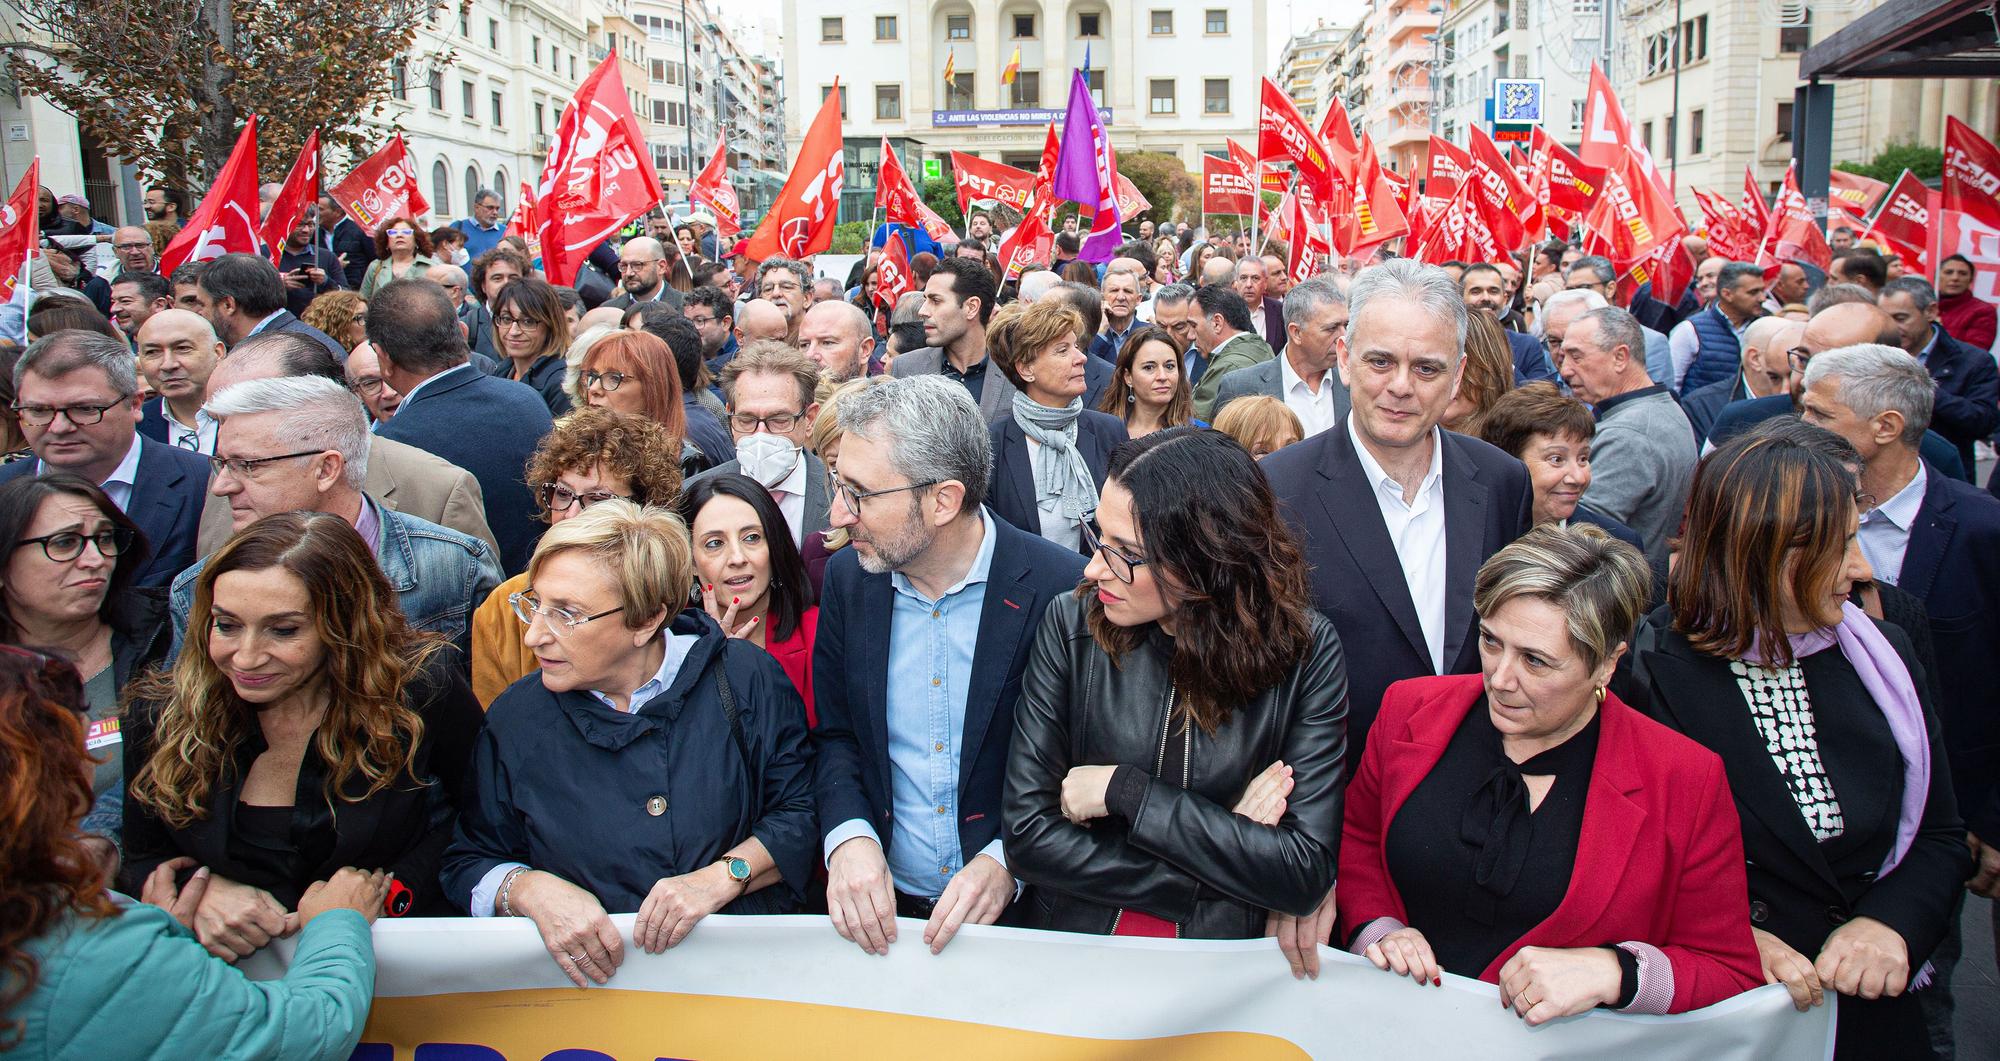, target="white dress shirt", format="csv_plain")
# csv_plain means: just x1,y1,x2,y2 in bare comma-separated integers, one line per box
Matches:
1246,299,1270,341
40,434,144,513
162,405,220,455
1858,461,1927,588
1279,353,1339,438
1347,416,1448,673
768,452,810,548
